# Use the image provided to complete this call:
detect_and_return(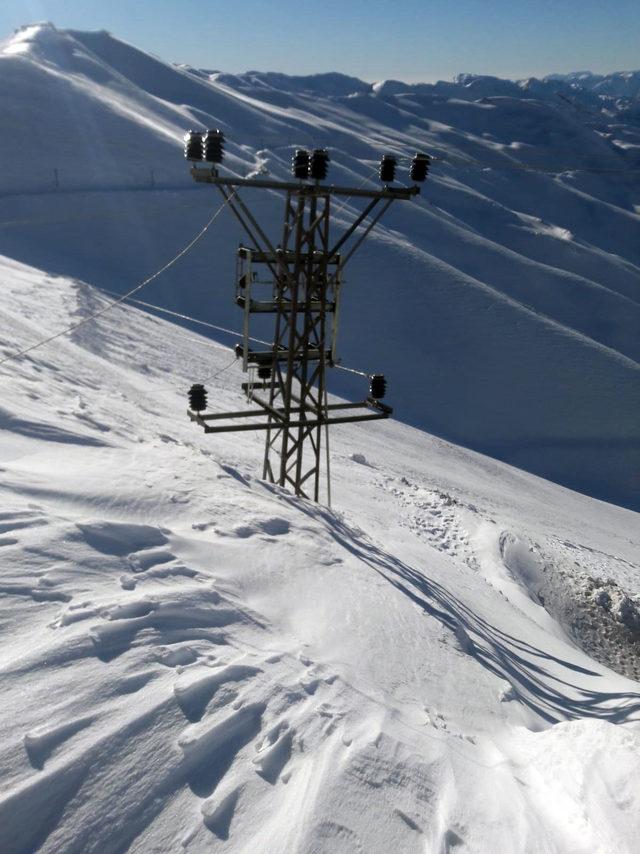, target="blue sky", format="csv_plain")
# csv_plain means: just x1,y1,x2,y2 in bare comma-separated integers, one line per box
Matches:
1,0,638,82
